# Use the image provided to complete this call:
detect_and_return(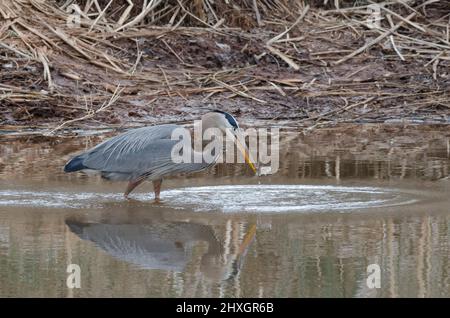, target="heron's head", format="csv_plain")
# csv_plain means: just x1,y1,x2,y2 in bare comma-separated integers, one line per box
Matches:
201,110,257,174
